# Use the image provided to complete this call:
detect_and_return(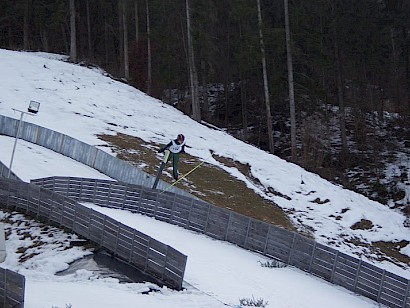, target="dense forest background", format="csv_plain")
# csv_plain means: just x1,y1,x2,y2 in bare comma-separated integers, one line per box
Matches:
1,0,409,213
